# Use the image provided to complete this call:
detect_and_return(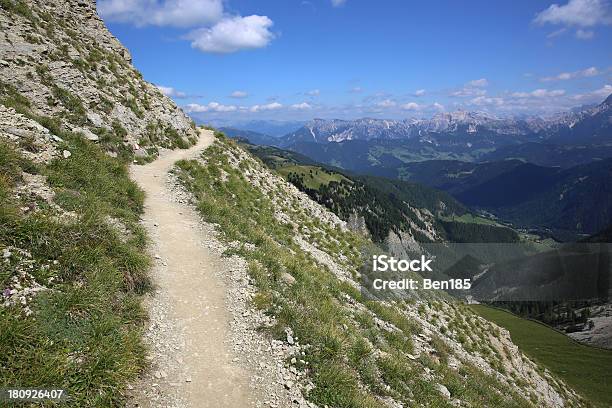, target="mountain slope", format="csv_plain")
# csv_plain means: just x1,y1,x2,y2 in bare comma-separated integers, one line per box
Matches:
245,142,519,244
544,94,612,145
174,133,578,407
481,142,612,168
0,0,198,161
398,159,526,195
0,0,199,404
488,159,612,235
401,158,612,238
